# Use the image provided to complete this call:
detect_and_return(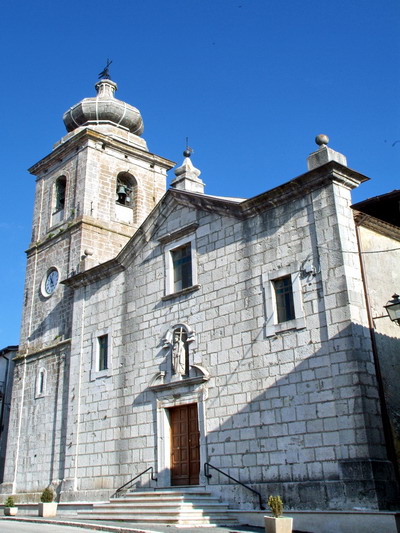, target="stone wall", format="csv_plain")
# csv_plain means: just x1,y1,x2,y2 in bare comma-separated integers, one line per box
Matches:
56,176,396,509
